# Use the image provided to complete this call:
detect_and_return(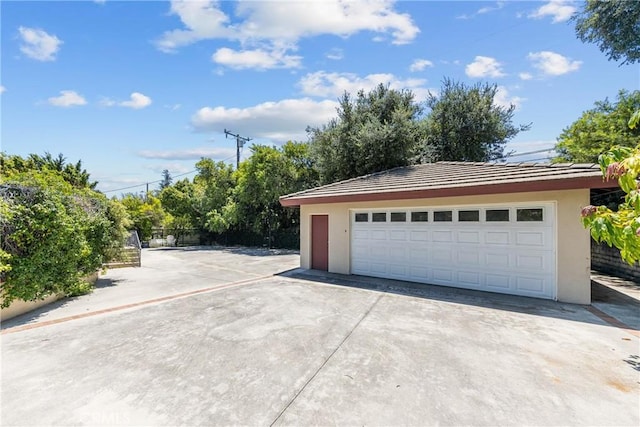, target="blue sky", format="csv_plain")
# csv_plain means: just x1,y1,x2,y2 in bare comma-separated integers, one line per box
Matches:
1,0,638,194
